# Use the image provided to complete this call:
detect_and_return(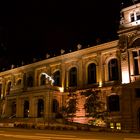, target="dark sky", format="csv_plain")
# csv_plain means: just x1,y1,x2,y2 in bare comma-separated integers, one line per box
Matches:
0,0,136,69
